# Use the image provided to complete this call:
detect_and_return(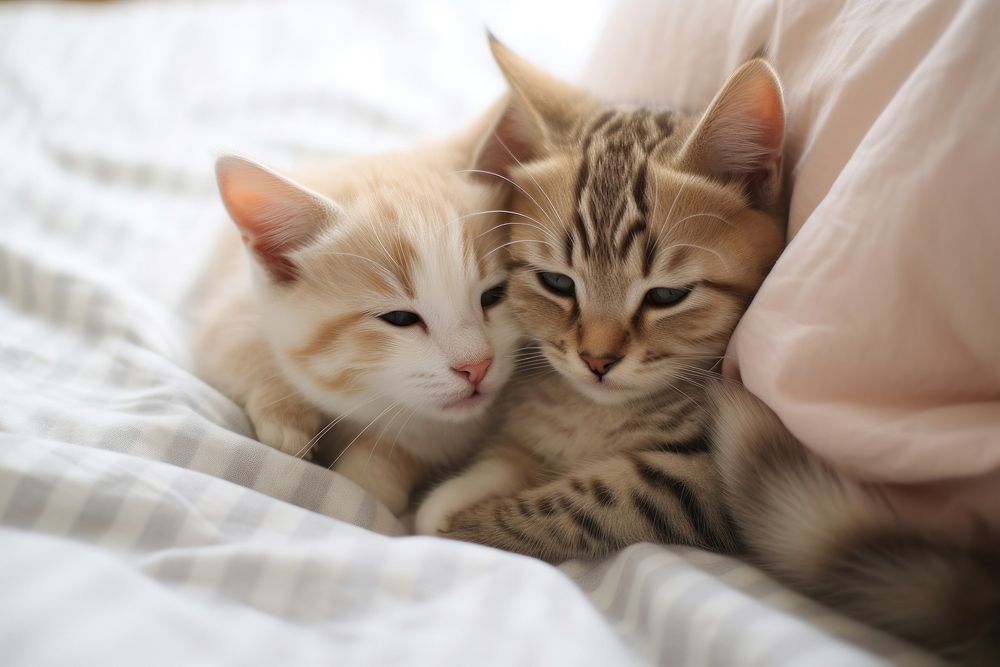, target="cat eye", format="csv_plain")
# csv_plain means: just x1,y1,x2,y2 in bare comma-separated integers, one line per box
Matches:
379,311,422,327
538,271,575,297
644,287,691,308
480,282,507,309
